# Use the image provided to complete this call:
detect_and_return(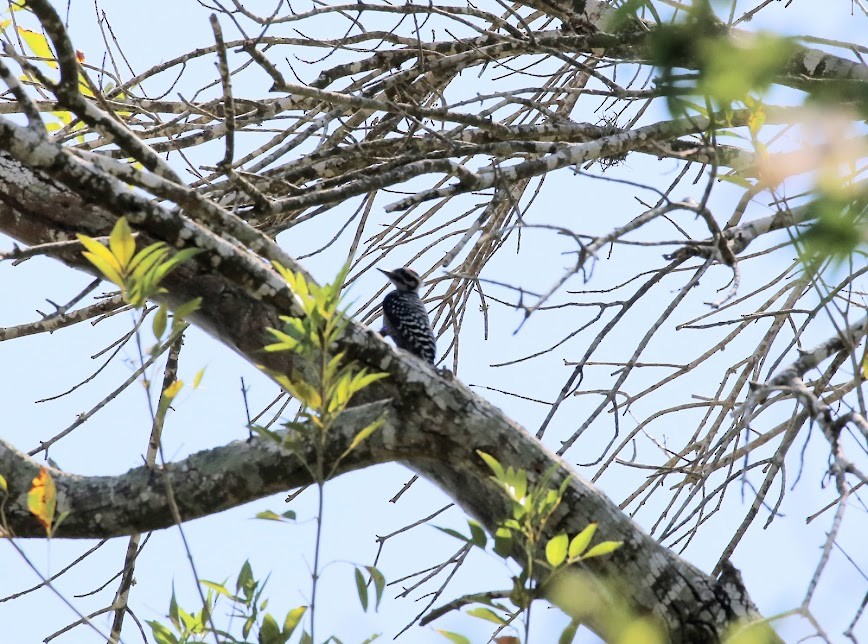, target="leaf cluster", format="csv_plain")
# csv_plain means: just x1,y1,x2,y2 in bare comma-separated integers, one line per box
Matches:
148,560,307,644
435,454,622,641
259,264,387,481
77,217,202,309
